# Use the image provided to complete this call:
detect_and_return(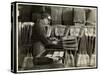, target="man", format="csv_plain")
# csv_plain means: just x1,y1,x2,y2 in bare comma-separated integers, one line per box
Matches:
32,13,53,65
